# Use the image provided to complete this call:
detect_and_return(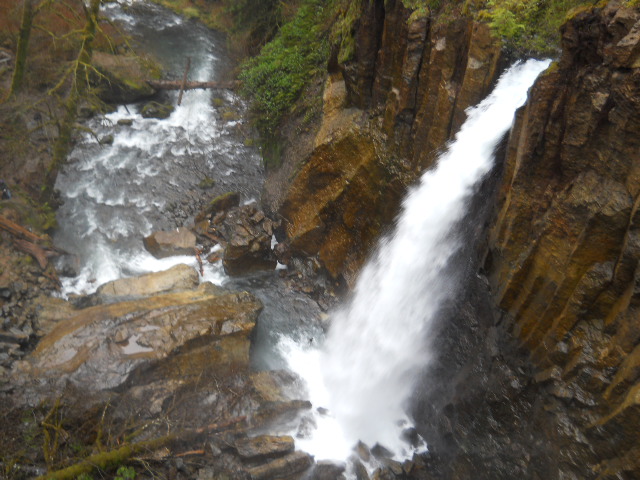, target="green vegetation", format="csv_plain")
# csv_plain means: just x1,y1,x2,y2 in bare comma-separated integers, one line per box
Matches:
479,0,594,54
148,0,284,55
114,465,136,480
330,0,361,64
399,0,596,54
238,0,331,138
